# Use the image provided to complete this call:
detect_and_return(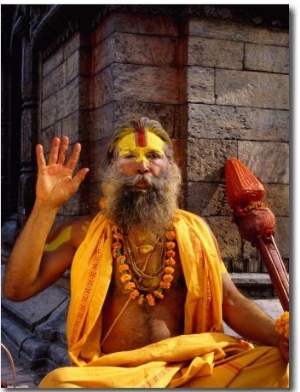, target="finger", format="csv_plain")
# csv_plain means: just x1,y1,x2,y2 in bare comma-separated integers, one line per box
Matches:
66,143,82,172
72,168,90,188
57,136,69,165
36,144,46,169
49,137,61,165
